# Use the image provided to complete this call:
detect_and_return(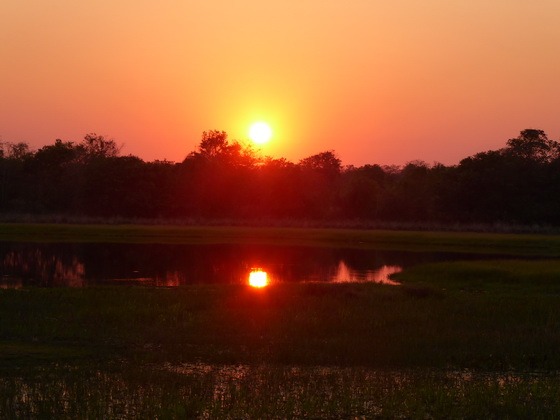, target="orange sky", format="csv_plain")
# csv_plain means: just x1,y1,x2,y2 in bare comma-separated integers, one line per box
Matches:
2,1,560,165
